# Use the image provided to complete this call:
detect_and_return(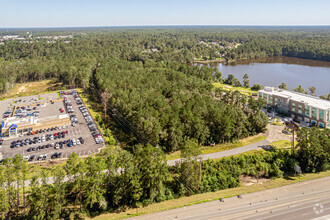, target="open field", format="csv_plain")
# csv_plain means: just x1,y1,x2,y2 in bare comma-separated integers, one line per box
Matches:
89,170,330,220
0,80,67,101
271,140,296,150
212,82,255,96
166,134,266,160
